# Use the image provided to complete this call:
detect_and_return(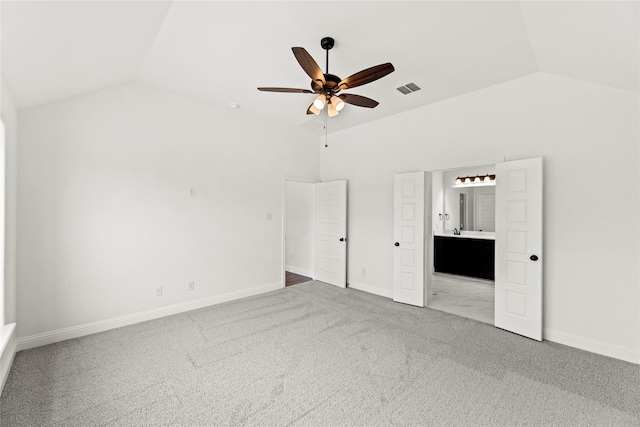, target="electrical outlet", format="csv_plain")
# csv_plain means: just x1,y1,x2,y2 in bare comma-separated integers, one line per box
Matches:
290,254,294,261
266,212,273,221
188,281,195,291
156,286,163,296
362,268,366,275
189,187,196,197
